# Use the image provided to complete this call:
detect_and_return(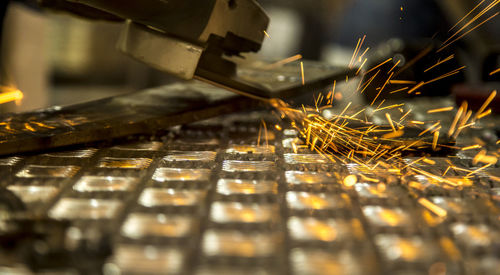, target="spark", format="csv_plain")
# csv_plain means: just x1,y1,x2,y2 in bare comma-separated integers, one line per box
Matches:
366,58,392,74
330,80,337,103
358,47,370,61
476,109,491,119
422,158,436,165
418,121,440,137
418,198,447,217
300,61,305,85
374,103,404,112
388,60,401,74
389,80,417,85
263,54,302,70
437,9,500,52
472,150,498,165
265,22,499,200
371,72,394,105
424,54,455,73
462,144,482,151
466,163,493,177
0,86,24,105
407,81,425,94
399,109,412,122
448,102,465,136
427,106,454,113
490,67,500,76
385,113,396,132
453,110,472,138
349,35,366,68
473,90,496,121
359,70,380,94
442,166,451,176
448,0,485,32
395,46,433,76
381,130,404,139
263,30,270,38
356,58,368,75
389,87,409,94
432,131,439,151
425,66,466,85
